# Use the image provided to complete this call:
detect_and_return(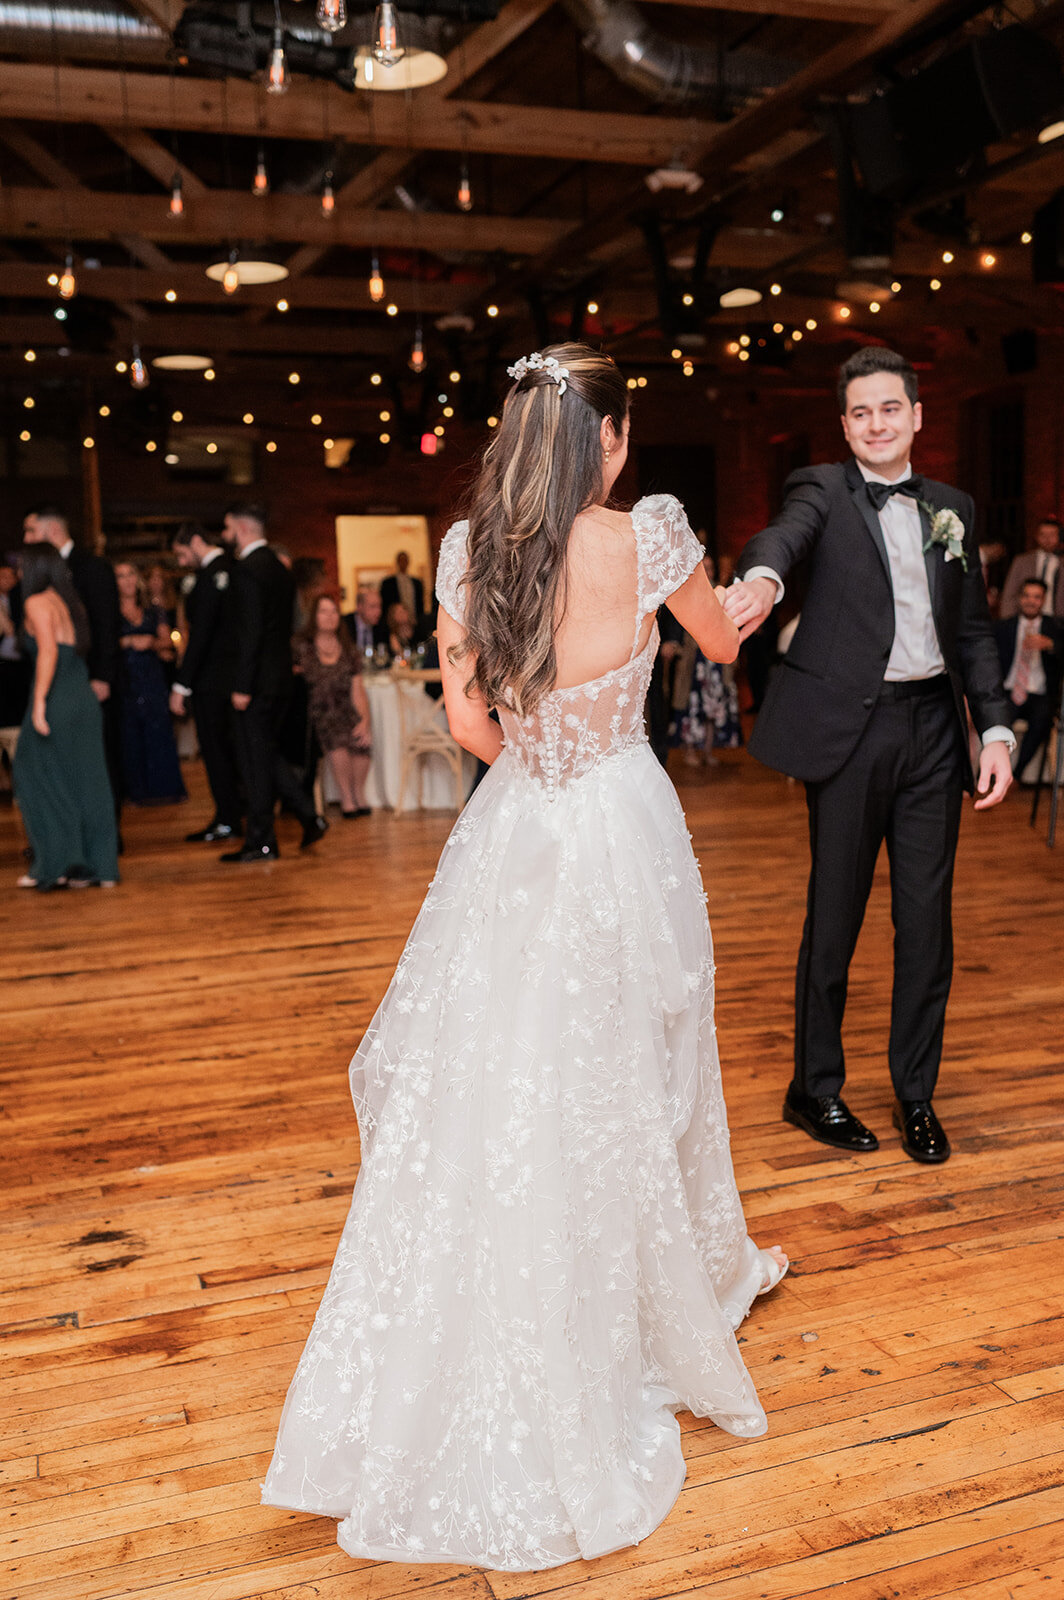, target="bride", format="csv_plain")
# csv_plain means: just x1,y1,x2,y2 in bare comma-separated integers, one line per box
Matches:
261,342,788,1571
